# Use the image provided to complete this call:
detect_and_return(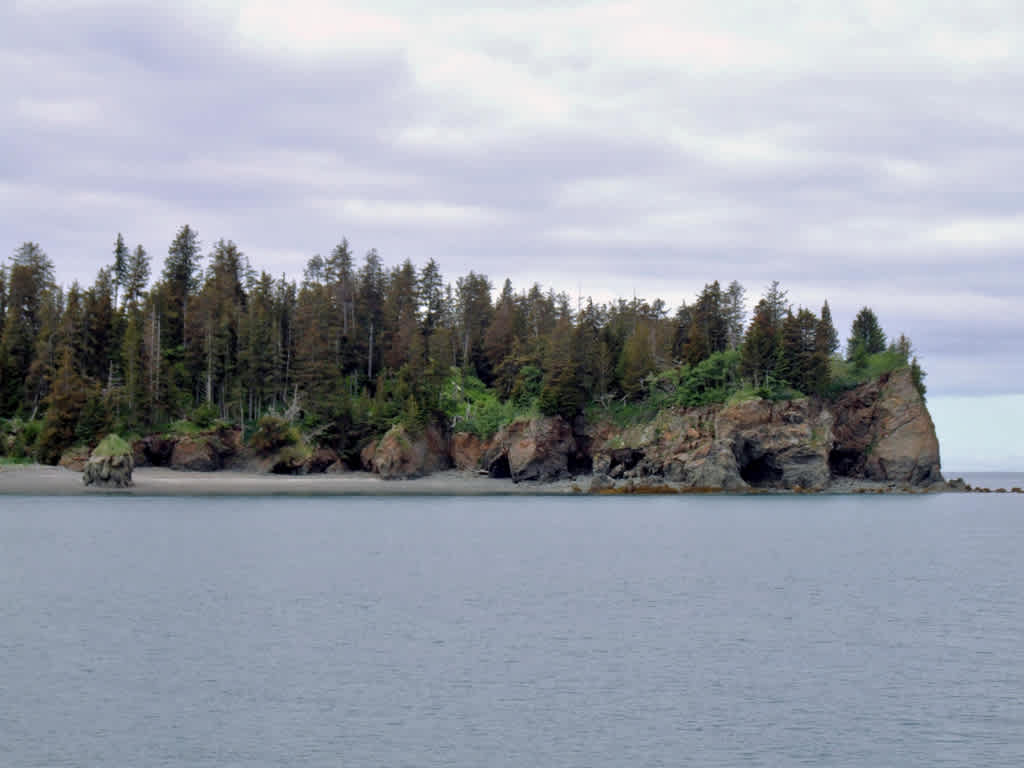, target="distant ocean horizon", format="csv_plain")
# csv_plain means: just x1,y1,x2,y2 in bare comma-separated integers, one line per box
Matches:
944,470,1024,489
